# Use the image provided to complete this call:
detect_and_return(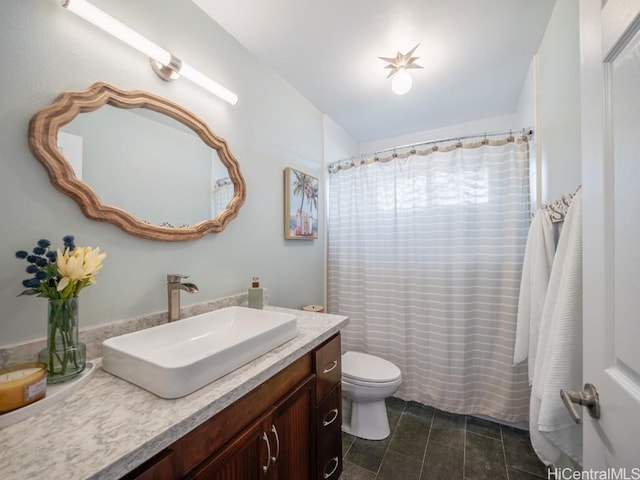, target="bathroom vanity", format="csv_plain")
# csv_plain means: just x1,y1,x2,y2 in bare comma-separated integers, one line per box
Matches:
124,333,342,479
0,308,347,480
